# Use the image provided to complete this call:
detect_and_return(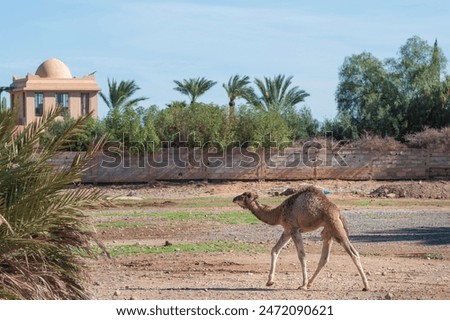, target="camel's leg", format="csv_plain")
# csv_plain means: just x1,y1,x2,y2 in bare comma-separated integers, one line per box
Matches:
332,220,369,291
307,230,333,289
339,238,369,291
291,229,308,290
267,232,291,286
